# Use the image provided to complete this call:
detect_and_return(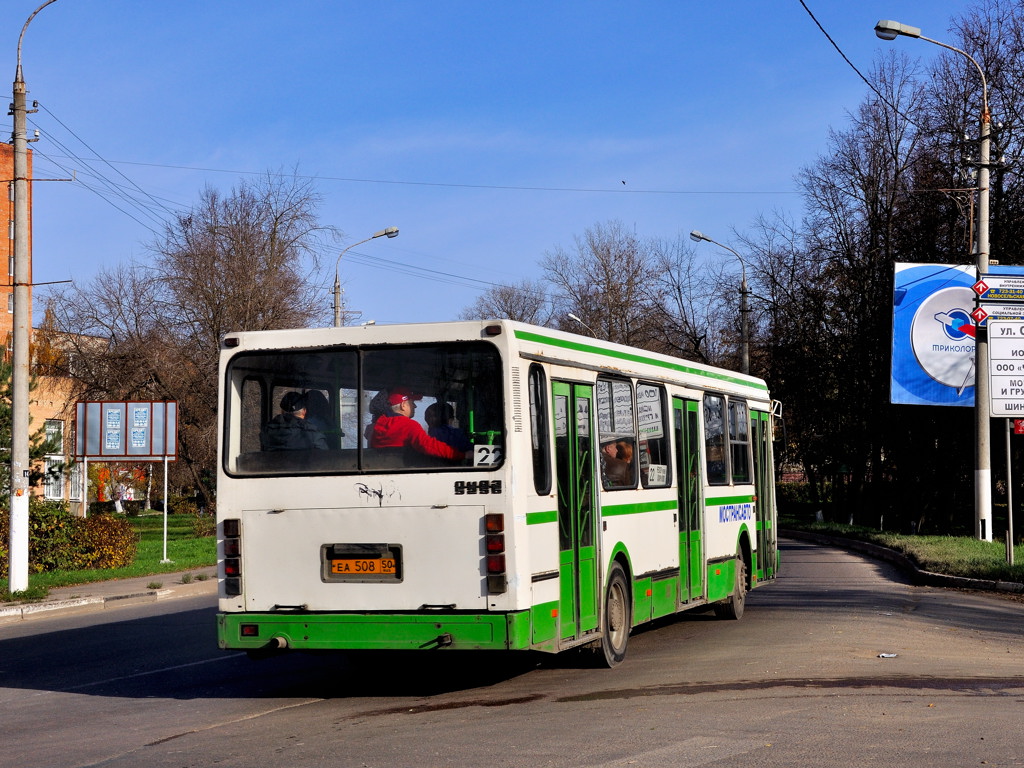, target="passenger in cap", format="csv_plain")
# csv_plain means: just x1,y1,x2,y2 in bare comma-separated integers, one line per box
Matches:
369,386,468,461
261,391,328,451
